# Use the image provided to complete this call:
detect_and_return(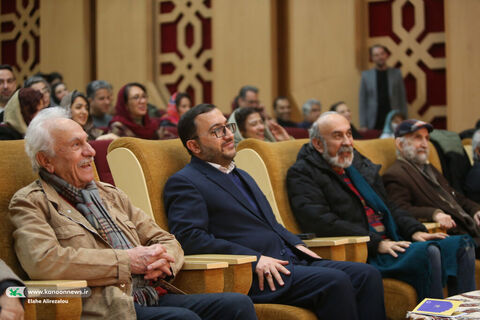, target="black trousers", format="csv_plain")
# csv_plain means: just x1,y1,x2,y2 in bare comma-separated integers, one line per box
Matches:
249,259,386,320
134,292,257,320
